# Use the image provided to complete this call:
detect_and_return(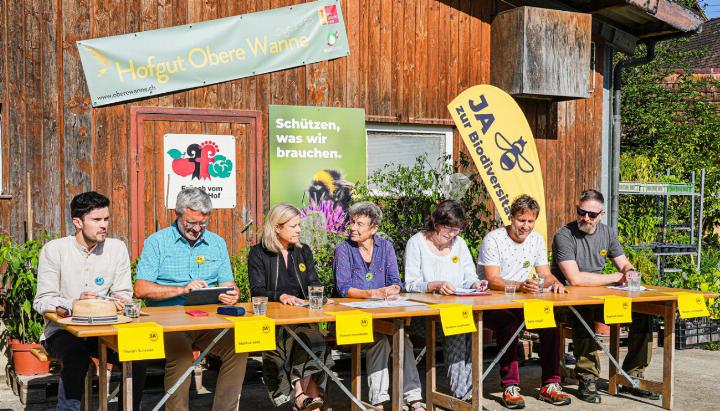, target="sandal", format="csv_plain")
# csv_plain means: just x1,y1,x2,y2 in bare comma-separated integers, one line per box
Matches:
293,392,324,411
